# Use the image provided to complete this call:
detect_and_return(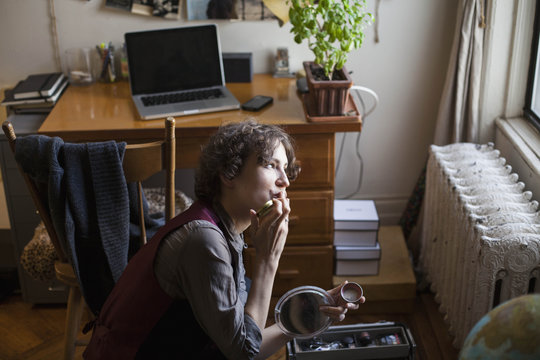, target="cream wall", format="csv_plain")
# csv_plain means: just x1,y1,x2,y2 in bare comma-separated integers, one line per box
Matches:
0,0,457,224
